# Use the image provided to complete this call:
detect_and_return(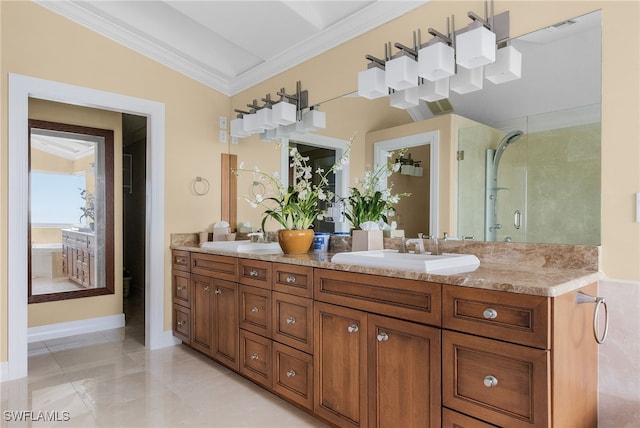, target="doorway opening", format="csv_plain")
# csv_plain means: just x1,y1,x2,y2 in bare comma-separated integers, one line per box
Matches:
122,114,147,344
